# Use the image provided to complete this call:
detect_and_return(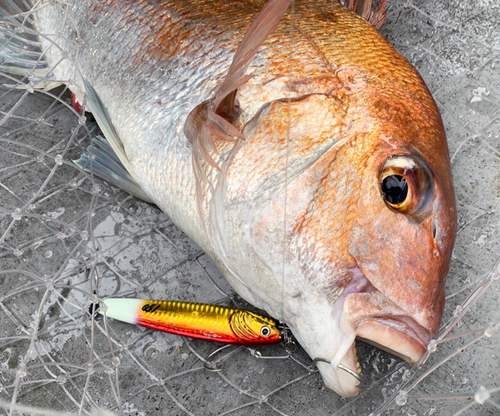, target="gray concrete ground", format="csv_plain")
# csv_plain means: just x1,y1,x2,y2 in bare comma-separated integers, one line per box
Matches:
0,0,499,415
